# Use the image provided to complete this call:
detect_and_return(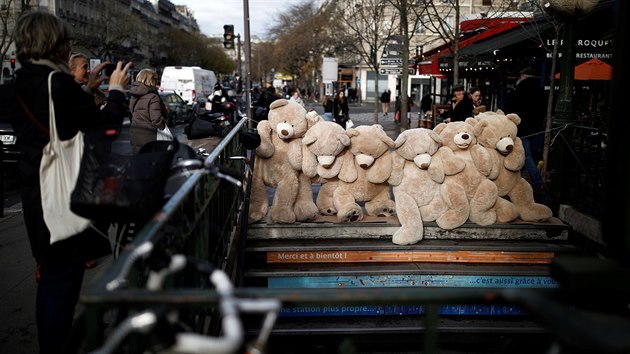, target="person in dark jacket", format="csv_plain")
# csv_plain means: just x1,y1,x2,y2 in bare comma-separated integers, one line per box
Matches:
507,67,547,192
7,10,131,354
440,85,474,122
128,68,167,154
380,89,391,116
332,89,349,128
